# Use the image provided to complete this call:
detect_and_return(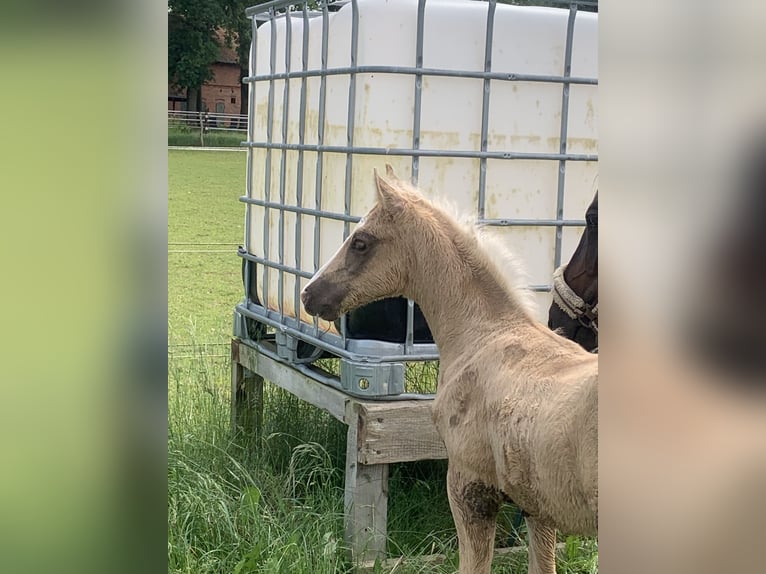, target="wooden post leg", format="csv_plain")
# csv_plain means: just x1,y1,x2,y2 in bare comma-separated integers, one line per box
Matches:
344,402,388,567
231,356,264,444
231,359,244,433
